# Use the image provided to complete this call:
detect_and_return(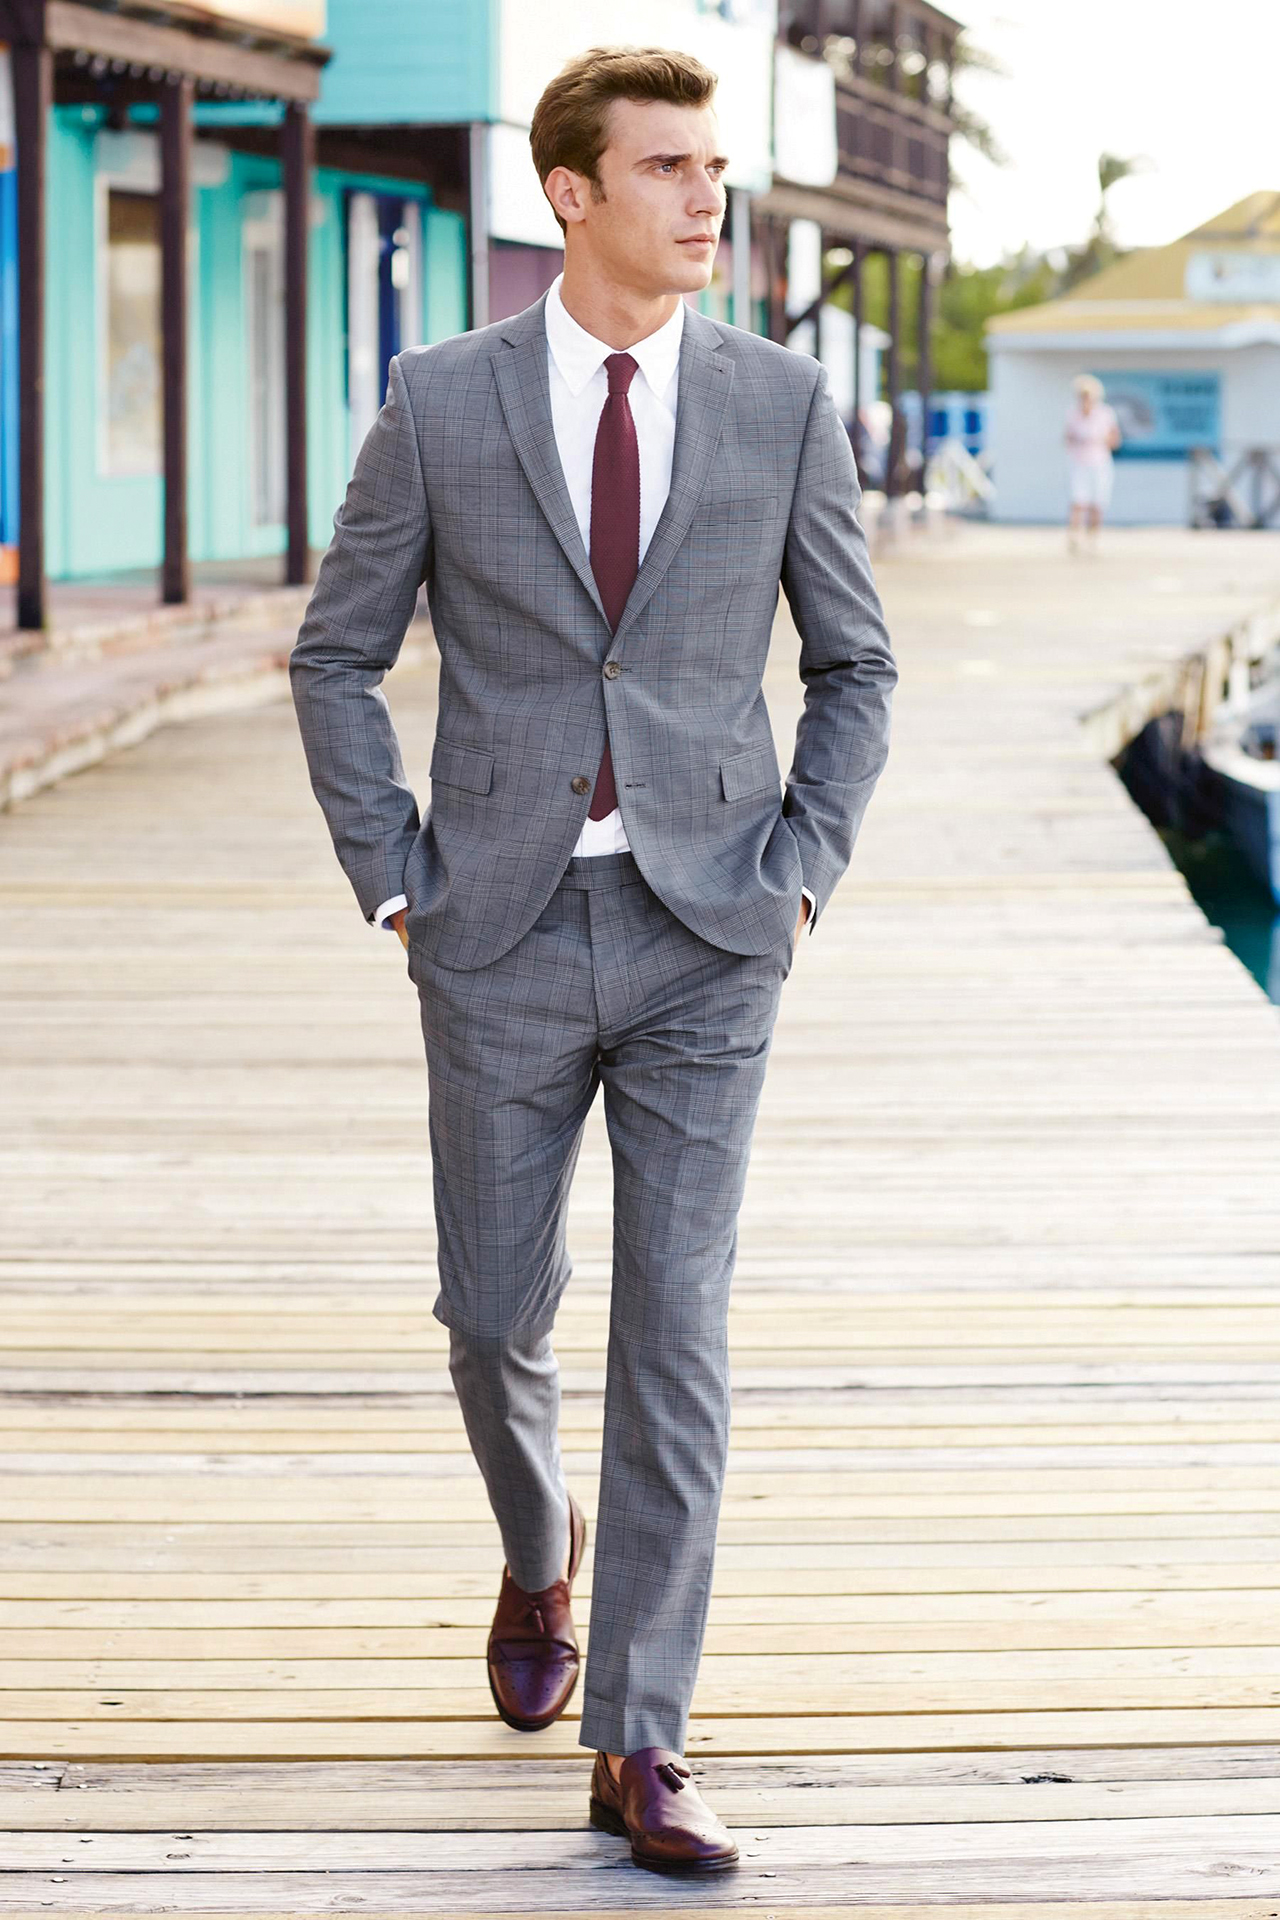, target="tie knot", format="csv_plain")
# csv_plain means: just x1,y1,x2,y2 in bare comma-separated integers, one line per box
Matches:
605,351,638,396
